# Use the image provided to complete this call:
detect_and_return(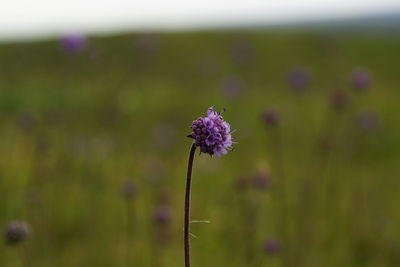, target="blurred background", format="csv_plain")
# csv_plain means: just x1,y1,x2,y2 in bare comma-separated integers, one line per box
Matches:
1,1,400,266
